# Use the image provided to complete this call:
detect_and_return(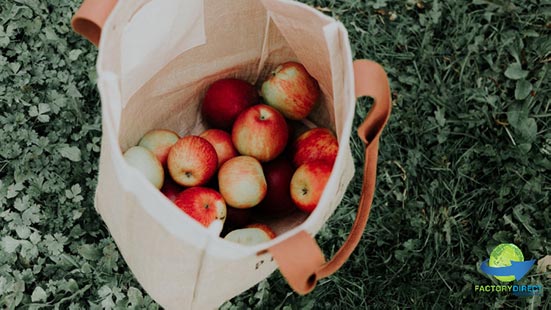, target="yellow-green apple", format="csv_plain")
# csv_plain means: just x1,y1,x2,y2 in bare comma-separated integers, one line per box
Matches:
255,157,297,218
123,146,164,189
218,156,267,208
199,129,238,167
246,223,276,239
167,136,218,186
291,128,338,167
224,227,274,245
201,78,259,130
160,176,184,202
174,187,226,227
137,129,179,166
232,104,288,162
290,160,333,213
261,62,320,120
